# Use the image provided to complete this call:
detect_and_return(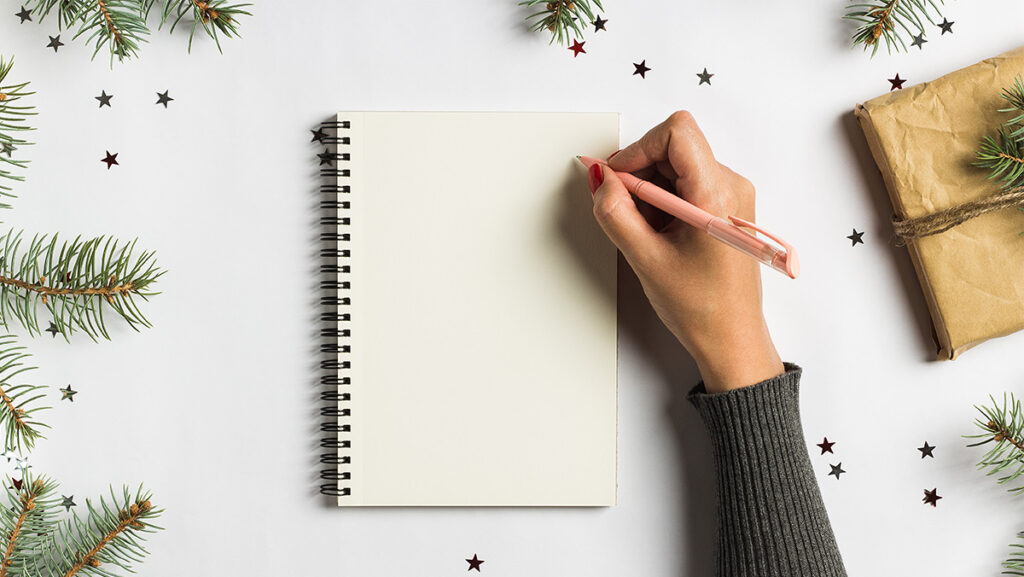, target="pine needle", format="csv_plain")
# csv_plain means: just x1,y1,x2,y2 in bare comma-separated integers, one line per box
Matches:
520,0,604,46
